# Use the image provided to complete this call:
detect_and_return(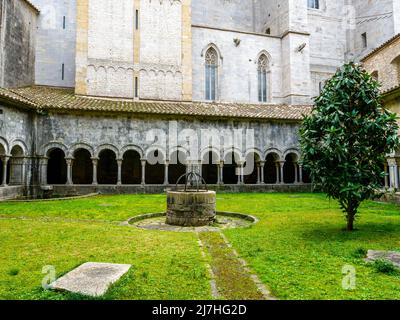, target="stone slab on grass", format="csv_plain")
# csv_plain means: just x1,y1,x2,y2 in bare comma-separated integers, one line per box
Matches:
50,262,131,297
365,250,400,268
